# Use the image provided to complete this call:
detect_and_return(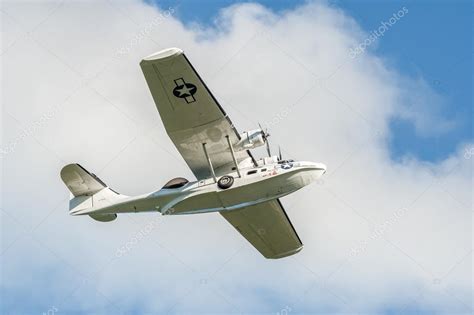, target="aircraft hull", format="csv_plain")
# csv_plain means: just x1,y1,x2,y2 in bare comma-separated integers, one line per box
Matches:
169,165,325,215
71,164,325,217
